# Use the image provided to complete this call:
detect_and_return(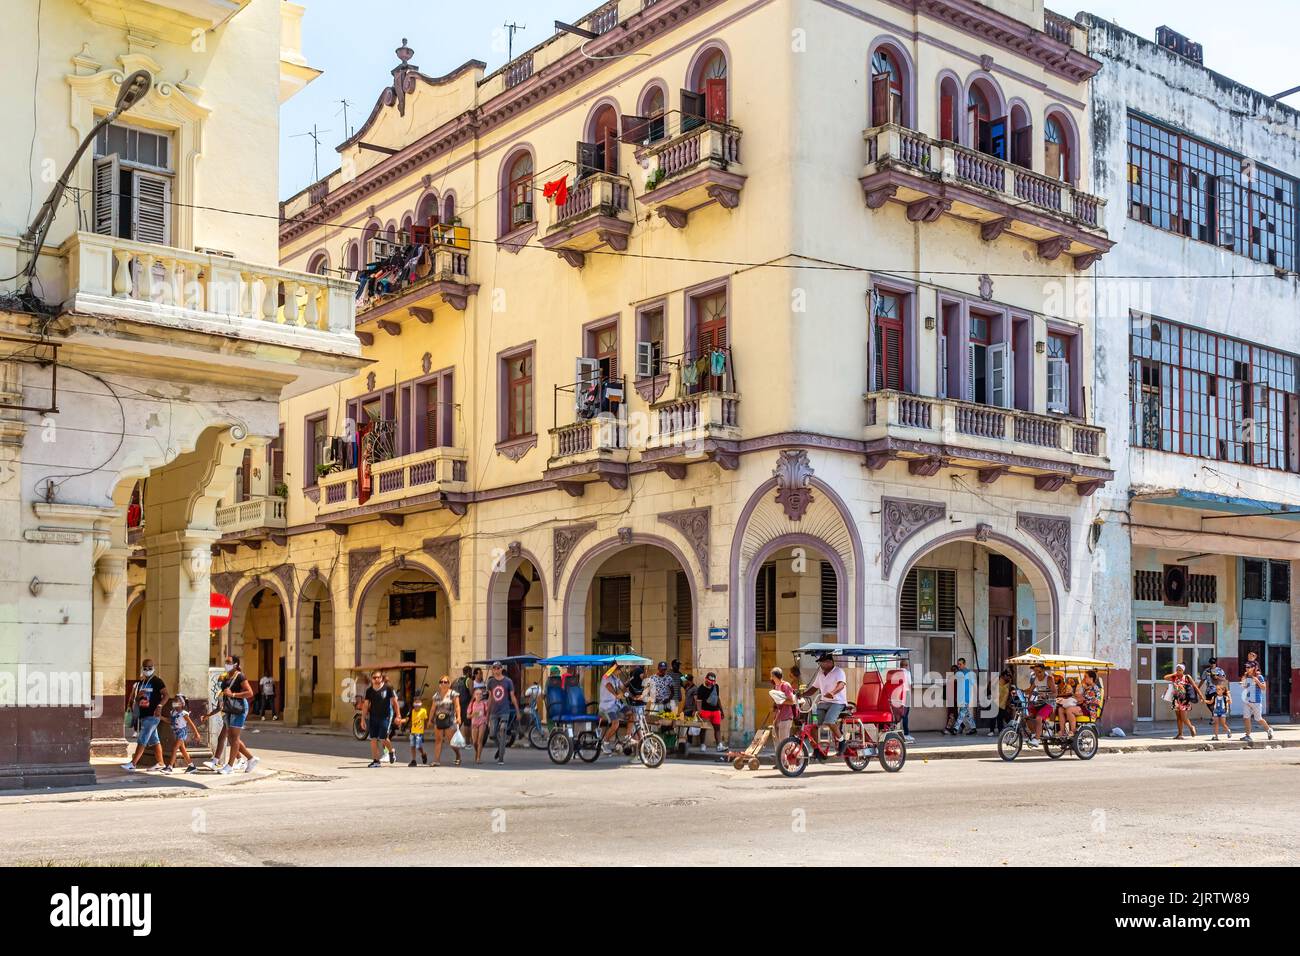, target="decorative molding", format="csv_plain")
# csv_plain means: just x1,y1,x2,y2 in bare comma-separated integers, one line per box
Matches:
270,564,297,606
211,571,241,598
421,352,432,374
658,507,710,585
617,526,634,546
1037,235,1072,261
495,434,537,461
880,497,946,578
978,273,995,299
633,373,670,403
347,547,382,605
772,449,815,521
1016,512,1071,589
863,183,898,209
553,522,597,585
422,535,461,599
